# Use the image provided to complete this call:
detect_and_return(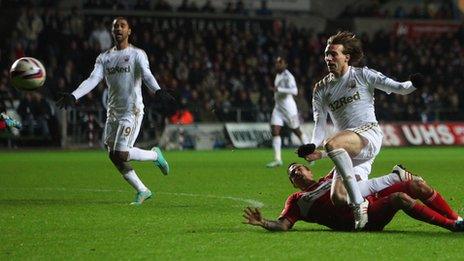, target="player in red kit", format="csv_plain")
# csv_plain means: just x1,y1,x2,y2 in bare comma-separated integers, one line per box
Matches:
243,163,463,232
